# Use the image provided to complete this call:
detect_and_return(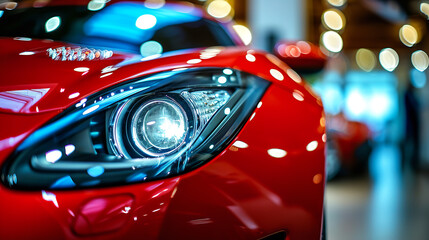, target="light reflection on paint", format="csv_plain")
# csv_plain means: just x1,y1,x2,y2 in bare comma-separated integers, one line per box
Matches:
224,107,231,115
74,67,89,72
233,141,249,149
293,91,304,102
101,72,113,78
187,59,202,64
83,105,100,115
141,54,161,61
68,92,80,99
87,166,105,177
313,174,323,184
306,141,318,152
65,144,76,155
218,76,227,84
136,14,157,30
19,51,35,56
246,54,256,62
267,148,287,158
46,149,62,163
287,69,302,83
51,176,76,189
223,68,233,75
270,69,284,81
42,190,59,208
